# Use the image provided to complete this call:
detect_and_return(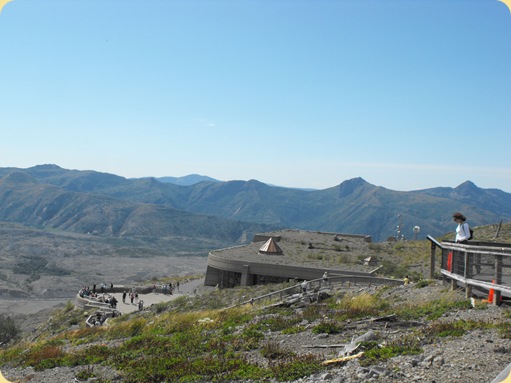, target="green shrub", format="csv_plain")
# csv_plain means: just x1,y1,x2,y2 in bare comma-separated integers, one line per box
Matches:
312,319,344,334
0,314,20,344
337,292,385,319
414,278,430,288
25,345,65,370
270,354,323,381
239,325,264,350
302,305,325,322
379,259,408,279
256,315,302,332
260,340,295,359
393,242,405,251
368,243,384,252
397,298,471,321
424,319,484,338
153,302,168,314
497,321,511,339
281,325,305,335
75,366,96,380
361,334,421,365
129,318,147,337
